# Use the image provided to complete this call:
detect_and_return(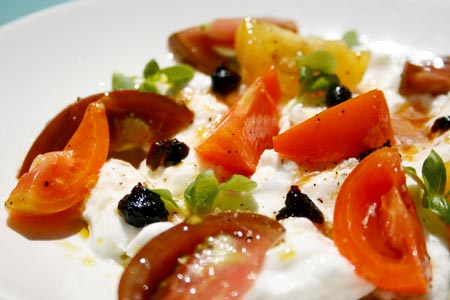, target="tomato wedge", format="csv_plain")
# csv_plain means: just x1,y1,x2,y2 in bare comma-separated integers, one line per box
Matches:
169,17,297,75
195,67,281,177
333,147,430,294
5,102,109,216
399,56,450,96
118,212,285,300
18,90,194,175
273,89,394,167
